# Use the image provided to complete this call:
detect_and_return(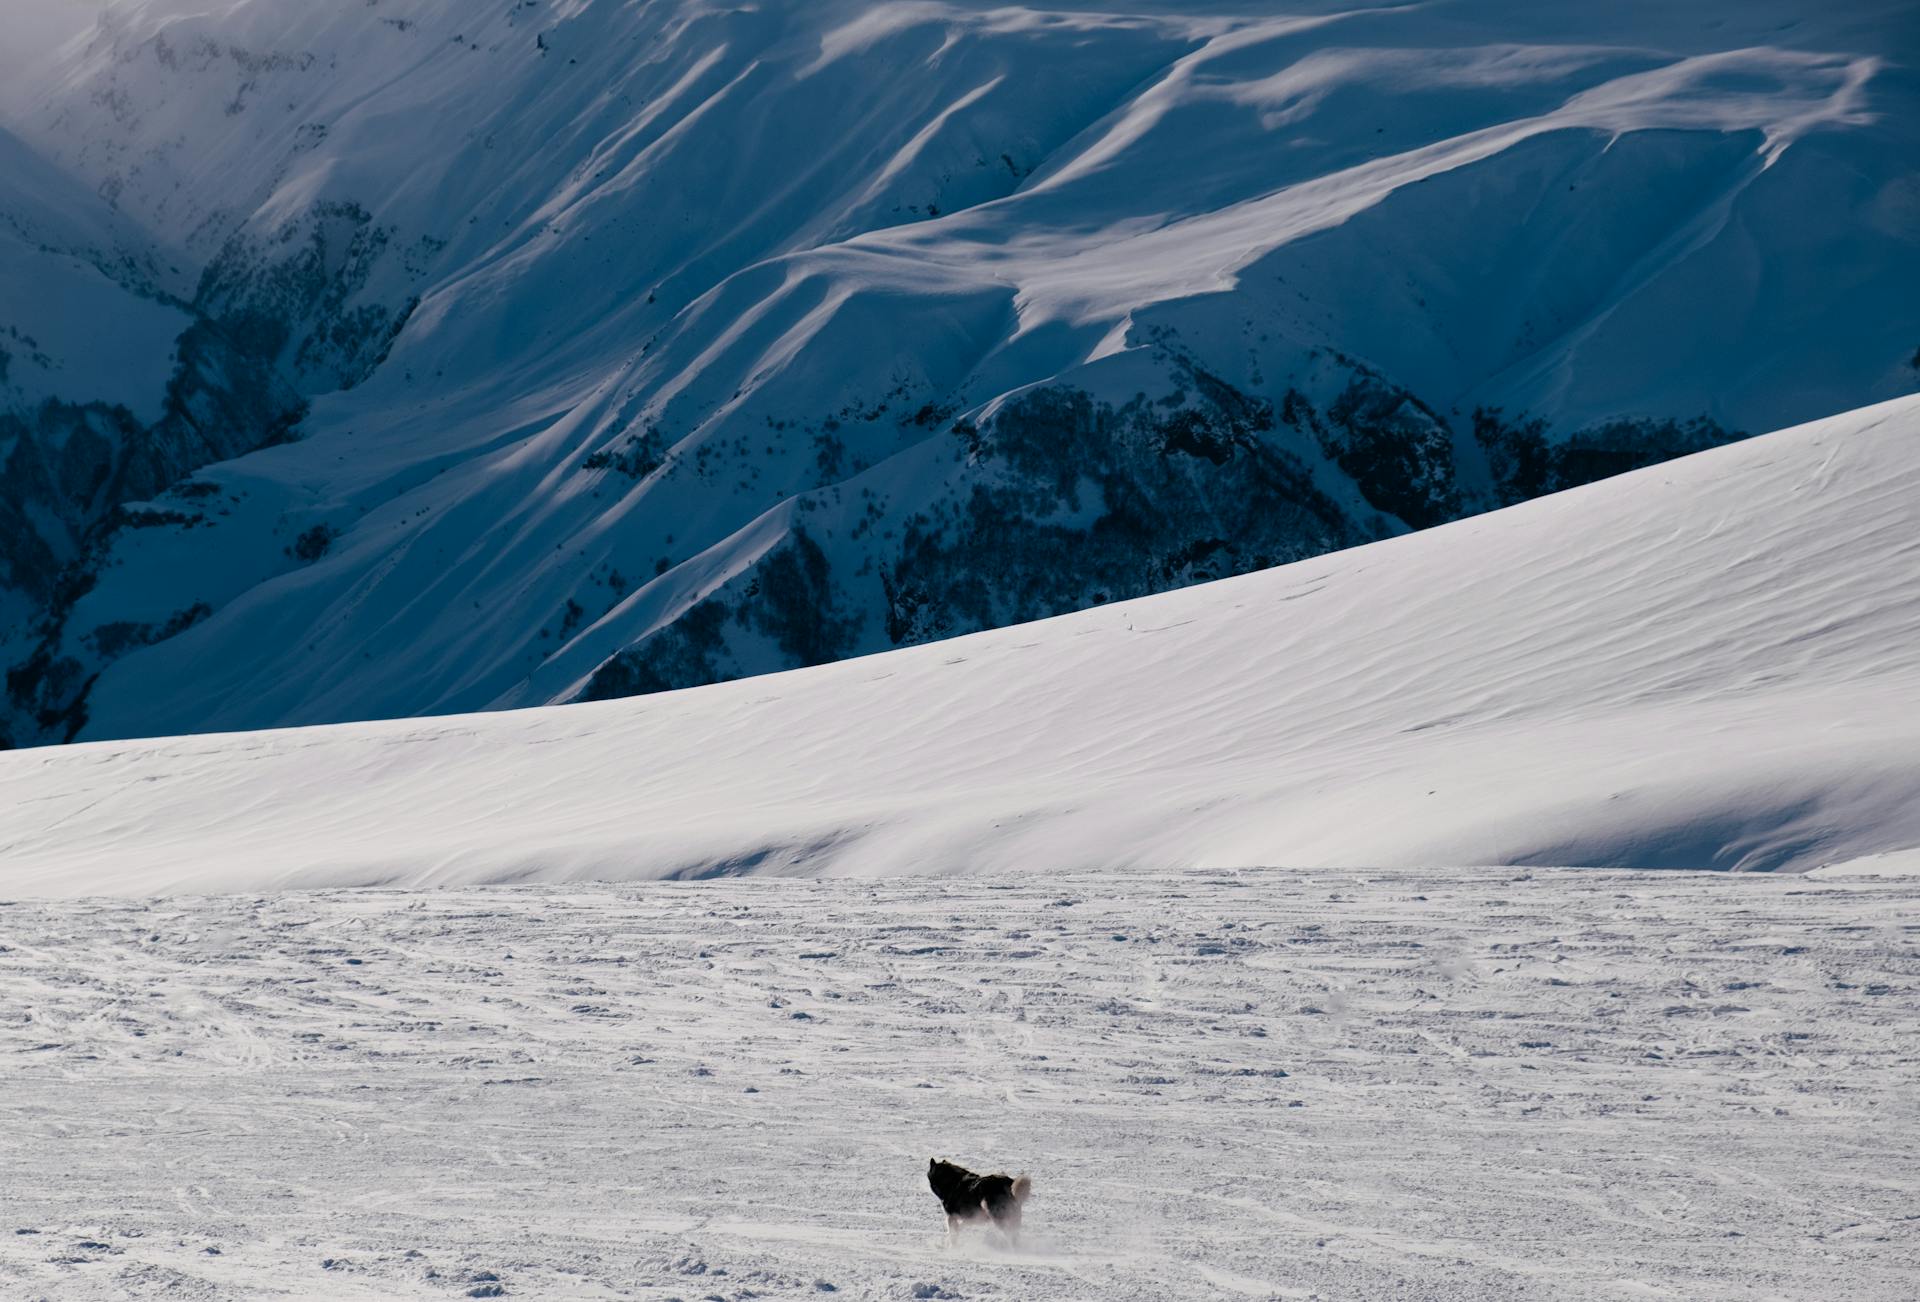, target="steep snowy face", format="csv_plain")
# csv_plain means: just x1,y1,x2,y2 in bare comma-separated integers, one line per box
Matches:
1,0,1915,743
0,125,305,732
4,396,1917,894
